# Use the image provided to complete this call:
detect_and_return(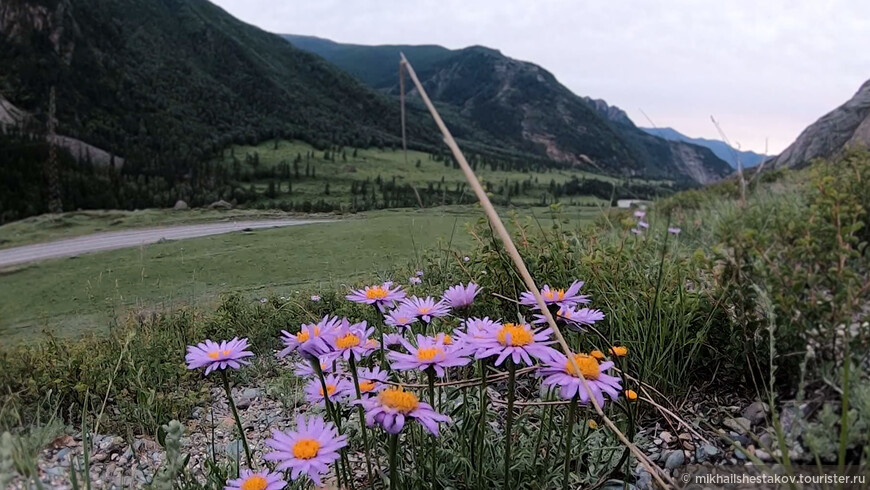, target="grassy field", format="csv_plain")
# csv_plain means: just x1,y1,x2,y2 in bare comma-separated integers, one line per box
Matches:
220,139,656,209
0,205,601,342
